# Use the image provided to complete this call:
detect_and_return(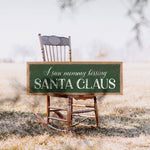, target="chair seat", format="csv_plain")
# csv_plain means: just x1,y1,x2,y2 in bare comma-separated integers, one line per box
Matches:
47,95,94,100
73,95,94,100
